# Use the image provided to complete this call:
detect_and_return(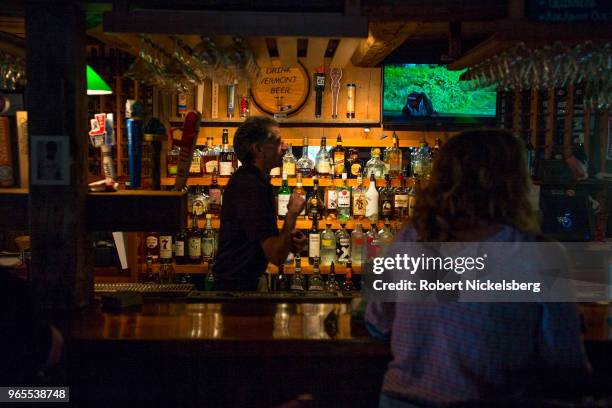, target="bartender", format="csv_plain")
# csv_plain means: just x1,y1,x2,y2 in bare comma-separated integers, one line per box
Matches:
213,117,306,290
